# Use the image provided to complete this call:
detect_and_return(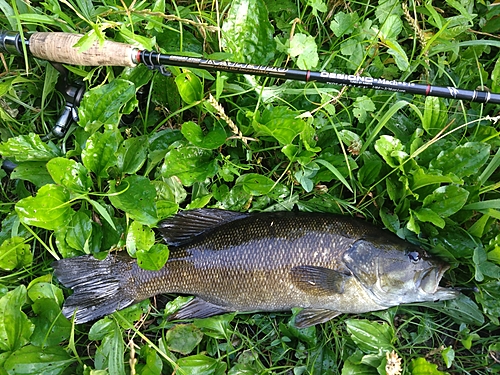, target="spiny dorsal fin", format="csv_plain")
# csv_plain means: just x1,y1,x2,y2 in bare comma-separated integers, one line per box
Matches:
157,208,249,246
